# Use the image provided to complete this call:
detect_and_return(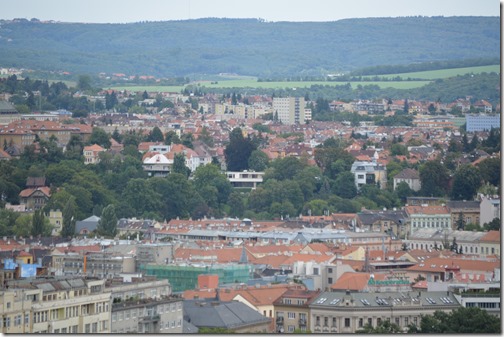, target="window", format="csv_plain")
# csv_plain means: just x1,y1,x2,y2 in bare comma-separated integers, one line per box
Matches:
413,317,418,325
328,268,333,273
92,322,98,333
332,317,337,327
377,318,382,325
85,324,90,333
345,318,350,328
324,317,328,326
288,312,296,319
284,299,292,305
24,313,29,325
328,277,333,284
288,325,295,332
72,325,78,333
368,318,372,326
316,316,320,326
112,313,117,322
62,328,67,333
395,317,400,326
358,318,363,328
313,268,319,275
